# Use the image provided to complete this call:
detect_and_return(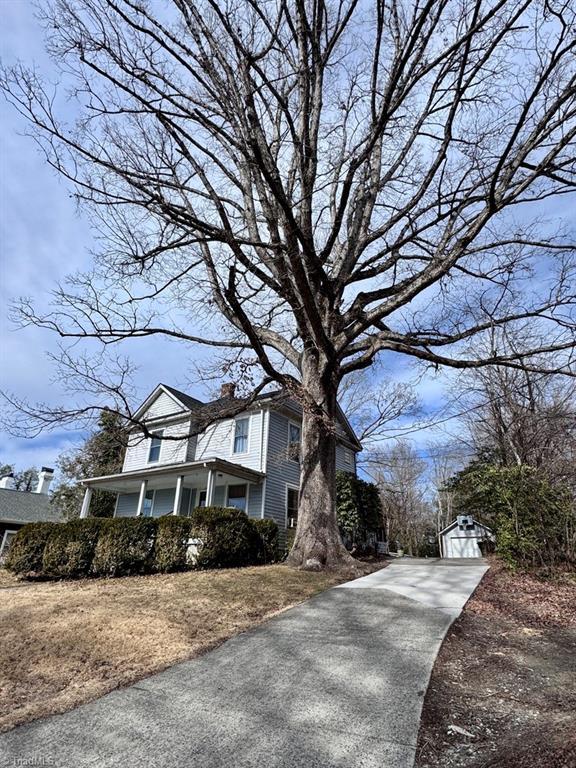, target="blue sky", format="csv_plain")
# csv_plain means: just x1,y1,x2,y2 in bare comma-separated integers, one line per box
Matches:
0,1,457,476
0,1,193,471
